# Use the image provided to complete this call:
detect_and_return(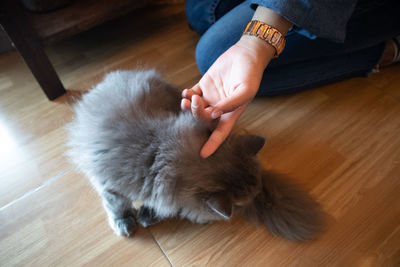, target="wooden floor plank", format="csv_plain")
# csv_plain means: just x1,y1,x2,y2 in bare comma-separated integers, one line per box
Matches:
0,170,170,266
0,55,74,207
